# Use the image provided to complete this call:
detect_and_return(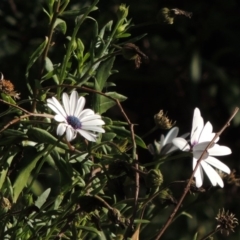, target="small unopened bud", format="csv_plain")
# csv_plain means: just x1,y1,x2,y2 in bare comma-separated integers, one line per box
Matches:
154,110,176,129
145,169,163,188
0,197,11,214
117,4,129,19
